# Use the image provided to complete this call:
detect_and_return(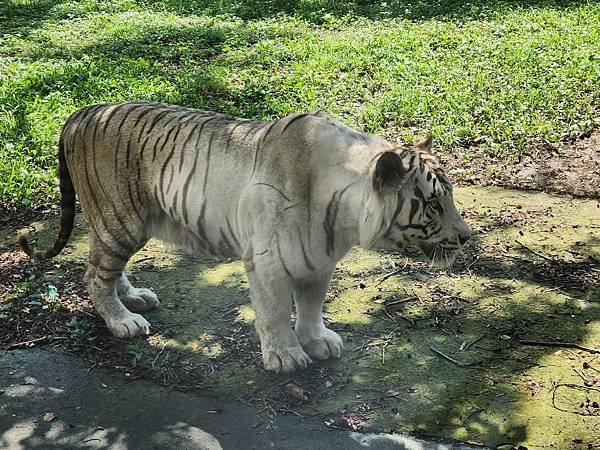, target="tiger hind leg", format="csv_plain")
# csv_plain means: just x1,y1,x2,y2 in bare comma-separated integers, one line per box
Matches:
86,233,151,338
117,274,159,312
